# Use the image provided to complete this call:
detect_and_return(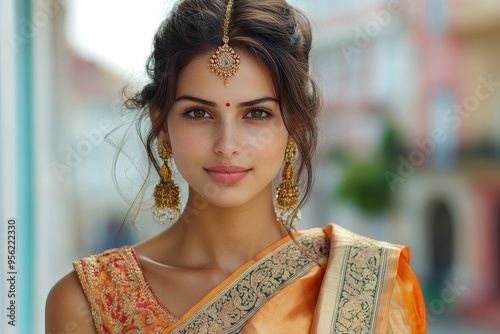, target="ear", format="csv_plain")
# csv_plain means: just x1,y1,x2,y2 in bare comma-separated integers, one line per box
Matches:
149,108,169,142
